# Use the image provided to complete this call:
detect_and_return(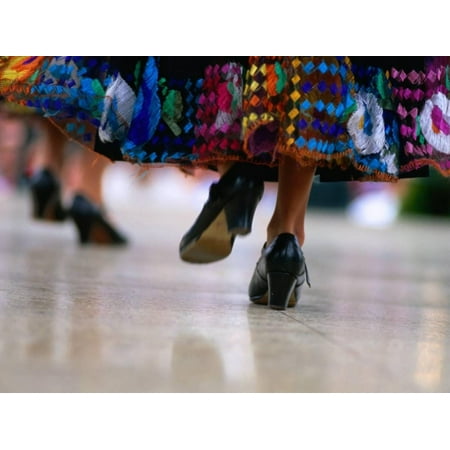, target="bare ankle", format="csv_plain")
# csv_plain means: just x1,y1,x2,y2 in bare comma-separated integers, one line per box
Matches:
267,225,305,246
